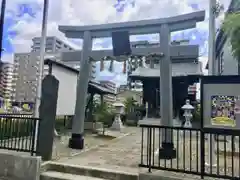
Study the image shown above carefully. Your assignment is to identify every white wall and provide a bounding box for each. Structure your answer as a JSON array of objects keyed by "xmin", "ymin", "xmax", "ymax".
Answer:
[{"xmin": 51, "ymin": 64, "xmax": 77, "ymax": 115}]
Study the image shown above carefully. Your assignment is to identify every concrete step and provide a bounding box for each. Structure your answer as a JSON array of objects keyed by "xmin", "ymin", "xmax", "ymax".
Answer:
[
  {"xmin": 41, "ymin": 162, "xmax": 138, "ymax": 180},
  {"xmin": 41, "ymin": 171, "xmax": 107, "ymax": 180}
]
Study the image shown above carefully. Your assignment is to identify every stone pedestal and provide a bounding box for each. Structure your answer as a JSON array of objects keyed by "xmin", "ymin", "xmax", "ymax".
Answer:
[
  {"xmin": 158, "ymin": 142, "xmax": 176, "ymax": 159},
  {"xmin": 69, "ymin": 134, "xmax": 84, "ymax": 149},
  {"xmin": 111, "ymin": 114, "xmax": 123, "ymax": 130}
]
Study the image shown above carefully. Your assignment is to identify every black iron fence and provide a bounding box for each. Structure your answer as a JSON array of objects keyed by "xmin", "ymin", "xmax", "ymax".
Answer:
[
  {"xmin": 0, "ymin": 113, "xmax": 40, "ymax": 155},
  {"xmin": 139, "ymin": 124, "xmax": 240, "ymax": 179}
]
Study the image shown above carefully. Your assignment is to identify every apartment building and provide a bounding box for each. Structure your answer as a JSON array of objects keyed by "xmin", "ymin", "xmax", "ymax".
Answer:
[
  {"xmin": 0, "ymin": 62, "xmax": 14, "ymax": 100},
  {"xmin": 12, "ymin": 36, "xmax": 78, "ymax": 102},
  {"xmin": 12, "ymin": 53, "xmax": 96, "ymax": 102},
  {"xmin": 31, "ymin": 36, "xmax": 75, "ymax": 53},
  {"xmin": 12, "ymin": 52, "xmax": 60, "ymax": 102}
]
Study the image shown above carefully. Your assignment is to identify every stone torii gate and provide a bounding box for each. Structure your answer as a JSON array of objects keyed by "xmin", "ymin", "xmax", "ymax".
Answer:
[{"xmin": 59, "ymin": 10, "xmax": 205, "ymax": 159}]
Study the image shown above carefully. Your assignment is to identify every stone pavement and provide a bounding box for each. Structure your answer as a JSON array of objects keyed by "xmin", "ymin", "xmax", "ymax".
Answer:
[
  {"xmin": 52, "ymin": 130, "xmax": 127, "ymax": 161},
  {"xmin": 55, "ymin": 126, "xmax": 238, "ymax": 180},
  {"xmin": 57, "ymin": 127, "xmax": 141, "ymax": 173}
]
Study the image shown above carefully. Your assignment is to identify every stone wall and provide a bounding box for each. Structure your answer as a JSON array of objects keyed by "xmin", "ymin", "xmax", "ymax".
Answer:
[{"xmin": 0, "ymin": 151, "xmax": 41, "ymax": 180}]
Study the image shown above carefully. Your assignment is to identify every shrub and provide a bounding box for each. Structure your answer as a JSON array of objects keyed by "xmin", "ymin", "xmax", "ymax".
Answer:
[
  {"xmin": 93, "ymin": 102, "xmax": 115, "ymax": 134},
  {"xmin": 192, "ymin": 104, "xmax": 201, "ymax": 122}
]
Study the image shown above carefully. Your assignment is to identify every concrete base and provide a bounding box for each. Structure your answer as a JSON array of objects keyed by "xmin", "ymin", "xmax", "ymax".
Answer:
[
  {"xmin": 111, "ymin": 116, "xmax": 123, "ymax": 131},
  {"xmin": 68, "ymin": 133, "xmax": 84, "ymax": 150},
  {"xmin": 41, "ymin": 162, "xmax": 138, "ymax": 180},
  {"xmin": 0, "ymin": 151, "xmax": 41, "ymax": 180},
  {"xmin": 183, "ymin": 120, "xmax": 192, "ymax": 128},
  {"xmin": 139, "ymin": 172, "xmax": 194, "ymax": 180},
  {"xmin": 158, "ymin": 142, "xmax": 176, "ymax": 159},
  {"xmin": 41, "ymin": 171, "xmax": 106, "ymax": 180}
]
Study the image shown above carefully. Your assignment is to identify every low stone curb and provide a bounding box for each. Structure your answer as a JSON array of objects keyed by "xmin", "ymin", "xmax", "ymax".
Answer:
[
  {"xmin": 139, "ymin": 173, "xmax": 198, "ymax": 180},
  {"xmin": 41, "ymin": 162, "xmax": 138, "ymax": 180}
]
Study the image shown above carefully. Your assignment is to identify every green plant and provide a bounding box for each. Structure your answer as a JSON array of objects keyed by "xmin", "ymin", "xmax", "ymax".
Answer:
[
  {"xmin": 192, "ymin": 104, "xmax": 201, "ymax": 122},
  {"xmin": 55, "ymin": 116, "xmax": 70, "ymax": 134},
  {"xmin": 222, "ymin": 12, "xmax": 240, "ymax": 61},
  {"xmin": 94, "ymin": 102, "xmax": 114, "ymax": 135},
  {"xmin": 124, "ymin": 97, "xmax": 137, "ymax": 114}
]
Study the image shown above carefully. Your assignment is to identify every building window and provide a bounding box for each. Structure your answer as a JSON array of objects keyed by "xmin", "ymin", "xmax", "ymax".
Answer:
[{"xmin": 219, "ymin": 52, "xmax": 224, "ymax": 74}]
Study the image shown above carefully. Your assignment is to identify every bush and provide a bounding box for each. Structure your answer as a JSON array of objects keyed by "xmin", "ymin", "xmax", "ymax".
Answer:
[
  {"xmin": 192, "ymin": 104, "xmax": 201, "ymax": 122},
  {"xmin": 93, "ymin": 102, "xmax": 115, "ymax": 134}
]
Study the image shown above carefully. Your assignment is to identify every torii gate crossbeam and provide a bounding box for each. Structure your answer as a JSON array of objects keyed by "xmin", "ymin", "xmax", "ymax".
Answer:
[
  {"xmin": 59, "ymin": 11, "xmax": 205, "ymax": 159},
  {"xmin": 61, "ymin": 45, "xmax": 199, "ymax": 62}
]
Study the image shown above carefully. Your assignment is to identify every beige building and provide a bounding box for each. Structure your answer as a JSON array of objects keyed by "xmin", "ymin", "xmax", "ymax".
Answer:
[
  {"xmin": 116, "ymin": 90, "xmax": 142, "ymax": 105},
  {"xmin": 31, "ymin": 36, "xmax": 76, "ymax": 53},
  {"xmin": 0, "ymin": 62, "xmax": 14, "ymax": 100}
]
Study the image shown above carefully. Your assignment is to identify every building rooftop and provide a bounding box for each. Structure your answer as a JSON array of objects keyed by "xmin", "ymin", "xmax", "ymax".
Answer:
[
  {"xmin": 130, "ymin": 62, "xmax": 202, "ymax": 78},
  {"xmin": 44, "ymin": 58, "xmax": 115, "ymax": 95},
  {"xmin": 32, "ymin": 36, "xmax": 79, "ymax": 50}
]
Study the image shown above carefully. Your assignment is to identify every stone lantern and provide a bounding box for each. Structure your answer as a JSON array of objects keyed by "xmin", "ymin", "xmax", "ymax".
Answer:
[
  {"xmin": 111, "ymin": 102, "xmax": 125, "ymax": 130},
  {"xmin": 181, "ymin": 99, "xmax": 194, "ymax": 128}
]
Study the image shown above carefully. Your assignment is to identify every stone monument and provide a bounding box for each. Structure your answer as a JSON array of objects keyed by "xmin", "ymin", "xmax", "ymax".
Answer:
[{"xmin": 36, "ymin": 75, "xmax": 59, "ymax": 161}]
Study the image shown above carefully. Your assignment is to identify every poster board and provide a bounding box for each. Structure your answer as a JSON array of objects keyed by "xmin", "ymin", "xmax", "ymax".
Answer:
[{"xmin": 201, "ymin": 75, "xmax": 240, "ymax": 129}]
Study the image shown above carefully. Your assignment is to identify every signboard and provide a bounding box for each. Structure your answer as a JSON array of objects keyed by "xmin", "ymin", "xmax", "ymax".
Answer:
[
  {"xmin": 211, "ymin": 95, "xmax": 236, "ymax": 127},
  {"xmin": 201, "ymin": 75, "xmax": 240, "ymax": 129}
]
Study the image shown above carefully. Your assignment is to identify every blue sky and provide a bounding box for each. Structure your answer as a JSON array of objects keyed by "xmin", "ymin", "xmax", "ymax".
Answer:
[{"xmin": 1, "ymin": 0, "xmax": 231, "ymax": 84}]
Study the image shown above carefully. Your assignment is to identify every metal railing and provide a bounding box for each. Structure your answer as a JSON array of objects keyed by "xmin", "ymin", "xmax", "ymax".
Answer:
[
  {"xmin": 0, "ymin": 114, "xmax": 40, "ymax": 155},
  {"xmin": 139, "ymin": 124, "xmax": 240, "ymax": 179}
]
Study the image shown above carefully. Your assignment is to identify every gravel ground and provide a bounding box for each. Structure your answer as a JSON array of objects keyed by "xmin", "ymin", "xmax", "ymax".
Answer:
[
  {"xmin": 0, "ymin": 129, "xmax": 128, "ymax": 160},
  {"xmin": 52, "ymin": 129, "xmax": 128, "ymax": 160},
  {"xmin": 1, "ymin": 125, "xmax": 239, "ymax": 179},
  {"xmin": 60, "ymin": 127, "xmax": 240, "ymax": 180}
]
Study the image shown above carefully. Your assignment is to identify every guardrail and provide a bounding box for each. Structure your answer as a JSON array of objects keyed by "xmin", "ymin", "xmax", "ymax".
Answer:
[{"xmin": 0, "ymin": 113, "xmax": 40, "ymax": 155}]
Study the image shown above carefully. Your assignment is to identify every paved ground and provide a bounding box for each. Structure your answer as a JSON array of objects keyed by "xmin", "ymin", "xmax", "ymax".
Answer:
[
  {"xmin": 1, "ymin": 123, "xmax": 239, "ymax": 179},
  {"xmin": 0, "ymin": 129, "xmax": 128, "ymax": 159},
  {"xmin": 57, "ymin": 127, "xmax": 141, "ymax": 173},
  {"xmin": 52, "ymin": 129, "xmax": 129, "ymax": 160},
  {"xmin": 57, "ymin": 126, "xmax": 240, "ymax": 179}
]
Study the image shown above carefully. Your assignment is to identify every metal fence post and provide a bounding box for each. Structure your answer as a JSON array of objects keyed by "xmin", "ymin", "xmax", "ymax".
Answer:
[{"xmin": 200, "ymin": 128, "xmax": 205, "ymax": 179}]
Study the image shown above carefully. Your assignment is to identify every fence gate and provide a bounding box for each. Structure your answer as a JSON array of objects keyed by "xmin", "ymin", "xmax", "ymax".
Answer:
[
  {"xmin": 0, "ymin": 113, "xmax": 40, "ymax": 155},
  {"xmin": 139, "ymin": 124, "xmax": 240, "ymax": 179}
]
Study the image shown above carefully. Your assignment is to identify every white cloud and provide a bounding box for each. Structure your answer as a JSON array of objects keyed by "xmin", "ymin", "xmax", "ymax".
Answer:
[
  {"xmin": 4, "ymin": 0, "xmax": 231, "ymax": 84},
  {"xmin": 6, "ymin": 0, "xmax": 207, "ymax": 54}
]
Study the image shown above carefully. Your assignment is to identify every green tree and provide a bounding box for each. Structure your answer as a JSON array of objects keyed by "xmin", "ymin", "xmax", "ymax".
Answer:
[
  {"xmin": 94, "ymin": 102, "xmax": 113, "ymax": 135},
  {"xmin": 124, "ymin": 97, "xmax": 136, "ymax": 114},
  {"xmin": 222, "ymin": 12, "xmax": 240, "ymax": 61}
]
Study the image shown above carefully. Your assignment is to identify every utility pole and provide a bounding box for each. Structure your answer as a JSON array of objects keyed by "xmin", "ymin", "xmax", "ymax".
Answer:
[
  {"xmin": 0, "ymin": 0, "xmax": 6, "ymax": 61},
  {"xmin": 206, "ymin": 0, "xmax": 224, "ymax": 167},
  {"xmin": 208, "ymin": 0, "xmax": 224, "ymax": 75},
  {"xmin": 33, "ymin": 0, "xmax": 49, "ymax": 118},
  {"xmin": 208, "ymin": 0, "xmax": 216, "ymax": 76},
  {"xmin": 206, "ymin": 0, "xmax": 217, "ymax": 168}
]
